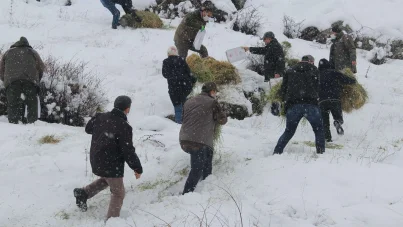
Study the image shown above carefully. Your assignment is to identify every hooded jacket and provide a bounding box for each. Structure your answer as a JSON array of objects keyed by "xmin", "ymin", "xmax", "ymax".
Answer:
[
  {"xmin": 85, "ymin": 108, "xmax": 143, "ymax": 178},
  {"xmin": 281, "ymin": 61, "xmax": 320, "ymax": 110},
  {"xmin": 318, "ymin": 59, "xmax": 356, "ymax": 102},
  {"xmin": 0, "ymin": 37, "xmax": 45, "ymax": 88},
  {"xmin": 174, "ymin": 11, "xmax": 207, "ymax": 46}
]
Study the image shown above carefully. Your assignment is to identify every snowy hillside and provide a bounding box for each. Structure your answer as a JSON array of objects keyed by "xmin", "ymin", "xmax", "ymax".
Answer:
[{"xmin": 1, "ymin": 0, "xmax": 403, "ymax": 227}]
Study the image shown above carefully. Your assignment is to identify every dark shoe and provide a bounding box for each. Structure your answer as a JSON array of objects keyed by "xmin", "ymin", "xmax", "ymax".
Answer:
[
  {"xmin": 316, "ymin": 149, "xmax": 325, "ymax": 154},
  {"xmin": 74, "ymin": 188, "xmax": 88, "ymax": 212},
  {"xmin": 334, "ymin": 121, "xmax": 344, "ymax": 135},
  {"xmin": 326, "ymin": 138, "xmax": 333, "ymax": 143},
  {"xmin": 273, "ymin": 151, "xmax": 282, "ymax": 155},
  {"xmin": 112, "ymin": 24, "xmax": 118, "ymax": 29}
]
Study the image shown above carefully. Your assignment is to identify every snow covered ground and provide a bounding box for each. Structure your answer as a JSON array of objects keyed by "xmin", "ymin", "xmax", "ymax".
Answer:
[{"xmin": 1, "ymin": 0, "xmax": 403, "ymax": 226}]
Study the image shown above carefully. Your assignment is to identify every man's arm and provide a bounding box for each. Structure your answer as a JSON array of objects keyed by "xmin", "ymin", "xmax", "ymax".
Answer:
[
  {"xmin": 281, "ymin": 71, "xmax": 289, "ymax": 101},
  {"xmin": 274, "ymin": 45, "xmax": 286, "ymax": 76},
  {"xmin": 120, "ymin": 125, "xmax": 143, "ymax": 174},
  {"xmin": 249, "ymin": 46, "xmax": 267, "ymax": 55},
  {"xmin": 0, "ymin": 53, "xmax": 5, "ymax": 82},
  {"xmin": 85, "ymin": 114, "xmax": 98, "ymax": 134},
  {"xmin": 32, "ymin": 50, "xmax": 45, "ymax": 80},
  {"xmin": 213, "ymin": 100, "xmax": 228, "ymax": 125},
  {"xmin": 336, "ymin": 71, "xmax": 356, "ymax": 85},
  {"xmin": 344, "ymin": 35, "xmax": 357, "ymax": 63},
  {"xmin": 162, "ymin": 59, "xmax": 170, "ymax": 79}
]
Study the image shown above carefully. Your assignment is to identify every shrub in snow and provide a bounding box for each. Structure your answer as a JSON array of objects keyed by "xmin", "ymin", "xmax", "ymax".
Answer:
[
  {"xmin": 299, "ymin": 26, "xmax": 320, "ymax": 41},
  {"xmin": 367, "ymin": 44, "xmax": 391, "ymax": 65},
  {"xmin": 390, "ymin": 40, "xmax": 403, "ymax": 60},
  {"xmin": 186, "ymin": 54, "xmax": 241, "ymax": 85},
  {"xmin": 232, "ymin": 6, "xmax": 262, "ymax": 36},
  {"xmin": 39, "ymin": 57, "xmax": 107, "ymax": 126},
  {"xmin": 283, "ymin": 15, "xmax": 304, "ymax": 39},
  {"xmin": 120, "ymin": 10, "xmax": 163, "ymax": 29}
]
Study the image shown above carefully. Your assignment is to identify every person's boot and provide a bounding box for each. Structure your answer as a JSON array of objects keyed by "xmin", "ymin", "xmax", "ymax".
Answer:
[
  {"xmin": 334, "ymin": 121, "xmax": 344, "ymax": 135},
  {"xmin": 74, "ymin": 188, "xmax": 88, "ymax": 212},
  {"xmin": 326, "ymin": 138, "xmax": 333, "ymax": 143}
]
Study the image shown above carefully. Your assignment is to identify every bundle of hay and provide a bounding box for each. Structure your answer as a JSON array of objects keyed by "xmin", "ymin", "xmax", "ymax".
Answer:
[
  {"xmin": 186, "ymin": 54, "xmax": 241, "ymax": 85},
  {"xmin": 119, "ymin": 11, "xmax": 163, "ymax": 29},
  {"xmin": 266, "ymin": 82, "xmax": 286, "ymax": 117},
  {"xmin": 340, "ymin": 68, "xmax": 368, "ymax": 113}
]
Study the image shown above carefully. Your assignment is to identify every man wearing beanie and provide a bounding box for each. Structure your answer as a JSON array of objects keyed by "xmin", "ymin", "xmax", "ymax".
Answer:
[
  {"xmin": 162, "ymin": 46, "xmax": 197, "ymax": 124},
  {"xmin": 0, "ymin": 36, "xmax": 45, "ymax": 124},
  {"xmin": 73, "ymin": 96, "xmax": 143, "ymax": 220},
  {"xmin": 179, "ymin": 82, "xmax": 227, "ymax": 194},
  {"xmin": 329, "ymin": 24, "xmax": 357, "ymax": 73},
  {"xmin": 273, "ymin": 55, "xmax": 325, "ymax": 155}
]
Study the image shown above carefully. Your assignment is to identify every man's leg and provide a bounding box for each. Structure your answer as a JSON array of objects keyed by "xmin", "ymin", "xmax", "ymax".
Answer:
[
  {"xmin": 84, "ymin": 178, "xmax": 109, "ymax": 198},
  {"xmin": 273, "ymin": 105, "xmax": 303, "ymax": 154},
  {"xmin": 22, "ymin": 81, "xmax": 39, "ymax": 124},
  {"xmin": 183, "ymin": 149, "xmax": 205, "ymax": 194},
  {"xmin": 100, "ymin": 0, "xmax": 120, "ymax": 28},
  {"xmin": 174, "ymin": 104, "xmax": 183, "ymax": 124},
  {"xmin": 6, "ymin": 82, "xmax": 24, "ymax": 124},
  {"xmin": 319, "ymin": 102, "xmax": 332, "ymax": 142},
  {"xmin": 305, "ymin": 105, "xmax": 326, "ymax": 154},
  {"xmin": 105, "ymin": 178, "xmax": 125, "ymax": 219},
  {"xmin": 202, "ymin": 147, "xmax": 213, "ymax": 180},
  {"xmin": 331, "ymin": 101, "xmax": 344, "ymax": 135}
]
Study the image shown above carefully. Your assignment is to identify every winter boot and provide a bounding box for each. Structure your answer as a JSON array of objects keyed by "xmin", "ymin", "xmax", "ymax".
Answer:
[
  {"xmin": 334, "ymin": 121, "xmax": 344, "ymax": 135},
  {"xmin": 74, "ymin": 188, "xmax": 88, "ymax": 212},
  {"xmin": 326, "ymin": 138, "xmax": 333, "ymax": 143}
]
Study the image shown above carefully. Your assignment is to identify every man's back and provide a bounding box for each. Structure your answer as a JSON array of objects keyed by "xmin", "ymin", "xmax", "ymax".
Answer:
[
  {"xmin": 180, "ymin": 93, "xmax": 222, "ymax": 149},
  {"xmin": 86, "ymin": 108, "xmax": 142, "ymax": 178},
  {"xmin": 282, "ymin": 62, "xmax": 319, "ymax": 108}
]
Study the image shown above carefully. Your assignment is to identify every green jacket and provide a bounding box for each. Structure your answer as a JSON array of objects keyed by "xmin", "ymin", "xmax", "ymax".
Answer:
[
  {"xmin": 174, "ymin": 11, "xmax": 207, "ymax": 45},
  {"xmin": 329, "ymin": 33, "xmax": 357, "ymax": 73},
  {"xmin": 0, "ymin": 38, "xmax": 45, "ymax": 88}
]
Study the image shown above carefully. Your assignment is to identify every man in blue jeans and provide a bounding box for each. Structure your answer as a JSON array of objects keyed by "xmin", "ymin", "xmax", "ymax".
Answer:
[
  {"xmin": 100, "ymin": 0, "xmax": 141, "ymax": 29},
  {"xmin": 179, "ymin": 82, "xmax": 228, "ymax": 194},
  {"xmin": 274, "ymin": 55, "xmax": 325, "ymax": 155}
]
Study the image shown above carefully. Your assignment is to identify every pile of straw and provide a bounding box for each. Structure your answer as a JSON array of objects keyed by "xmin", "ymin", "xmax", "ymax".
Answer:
[
  {"xmin": 340, "ymin": 68, "xmax": 368, "ymax": 113},
  {"xmin": 186, "ymin": 54, "xmax": 241, "ymax": 85},
  {"xmin": 119, "ymin": 11, "xmax": 163, "ymax": 29}
]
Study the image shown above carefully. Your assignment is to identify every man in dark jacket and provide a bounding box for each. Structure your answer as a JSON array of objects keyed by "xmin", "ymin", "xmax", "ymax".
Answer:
[
  {"xmin": 180, "ymin": 82, "xmax": 227, "ymax": 194},
  {"xmin": 0, "ymin": 37, "xmax": 45, "ymax": 124},
  {"xmin": 73, "ymin": 96, "xmax": 143, "ymax": 219},
  {"xmin": 329, "ymin": 25, "xmax": 357, "ymax": 73},
  {"xmin": 243, "ymin": 31, "xmax": 286, "ymax": 82},
  {"xmin": 274, "ymin": 55, "xmax": 325, "ymax": 155},
  {"xmin": 162, "ymin": 46, "xmax": 196, "ymax": 124},
  {"xmin": 318, "ymin": 58, "xmax": 356, "ymax": 142},
  {"xmin": 100, "ymin": 0, "xmax": 142, "ymax": 29},
  {"xmin": 174, "ymin": 1, "xmax": 214, "ymax": 58}
]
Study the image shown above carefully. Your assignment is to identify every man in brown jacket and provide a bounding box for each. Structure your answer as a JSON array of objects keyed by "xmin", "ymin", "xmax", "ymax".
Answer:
[
  {"xmin": 329, "ymin": 25, "xmax": 357, "ymax": 73},
  {"xmin": 174, "ymin": 1, "xmax": 214, "ymax": 58},
  {"xmin": 179, "ymin": 82, "xmax": 227, "ymax": 194},
  {"xmin": 0, "ymin": 37, "xmax": 45, "ymax": 124}
]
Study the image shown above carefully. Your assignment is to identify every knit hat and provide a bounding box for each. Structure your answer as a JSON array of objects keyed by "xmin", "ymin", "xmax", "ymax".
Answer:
[
  {"xmin": 114, "ymin": 96, "xmax": 132, "ymax": 111},
  {"xmin": 332, "ymin": 25, "xmax": 342, "ymax": 33},
  {"xmin": 262, "ymin": 31, "xmax": 275, "ymax": 40},
  {"xmin": 202, "ymin": 82, "xmax": 218, "ymax": 93},
  {"xmin": 301, "ymin": 55, "xmax": 315, "ymax": 63},
  {"xmin": 167, "ymin": 46, "xmax": 178, "ymax": 56}
]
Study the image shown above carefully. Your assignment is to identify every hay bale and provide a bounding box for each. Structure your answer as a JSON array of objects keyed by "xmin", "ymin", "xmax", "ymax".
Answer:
[
  {"xmin": 286, "ymin": 58, "xmax": 300, "ymax": 68},
  {"xmin": 340, "ymin": 68, "xmax": 368, "ymax": 113},
  {"xmin": 119, "ymin": 11, "xmax": 163, "ymax": 29},
  {"xmin": 186, "ymin": 54, "xmax": 241, "ymax": 85}
]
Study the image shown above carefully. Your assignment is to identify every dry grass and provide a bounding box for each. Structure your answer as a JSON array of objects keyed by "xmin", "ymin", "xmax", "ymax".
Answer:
[
  {"xmin": 304, "ymin": 141, "xmax": 344, "ymax": 149},
  {"xmin": 340, "ymin": 68, "xmax": 368, "ymax": 113},
  {"xmin": 39, "ymin": 135, "xmax": 61, "ymax": 144},
  {"xmin": 120, "ymin": 11, "xmax": 163, "ymax": 29},
  {"xmin": 187, "ymin": 54, "xmax": 241, "ymax": 85},
  {"xmin": 287, "ymin": 58, "xmax": 300, "ymax": 68}
]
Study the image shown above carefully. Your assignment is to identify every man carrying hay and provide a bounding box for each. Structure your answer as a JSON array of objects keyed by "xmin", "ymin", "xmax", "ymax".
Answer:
[
  {"xmin": 162, "ymin": 46, "xmax": 196, "ymax": 124},
  {"xmin": 100, "ymin": 0, "xmax": 142, "ymax": 29},
  {"xmin": 329, "ymin": 24, "xmax": 357, "ymax": 73},
  {"xmin": 273, "ymin": 55, "xmax": 325, "ymax": 155},
  {"xmin": 180, "ymin": 82, "xmax": 227, "ymax": 194},
  {"xmin": 174, "ymin": 1, "xmax": 214, "ymax": 58},
  {"xmin": 318, "ymin": 59, "xmax": 357, "ymax": 142}
]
